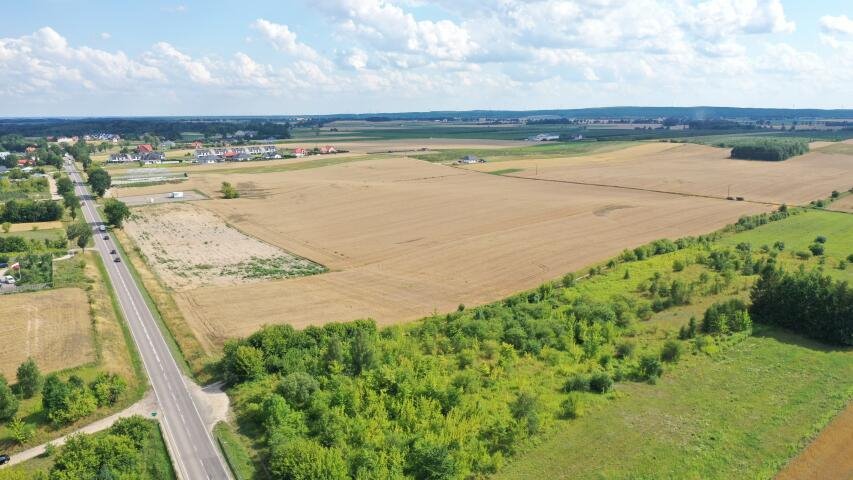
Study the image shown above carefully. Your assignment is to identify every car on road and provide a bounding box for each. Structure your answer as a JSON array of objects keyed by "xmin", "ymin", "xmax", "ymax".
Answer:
[
  {"xmin": 0, "ymin": 454, "xmax": 10, "ymax": 465},
  {"xmin": 98, "ymin": 225, "xmax": 106, "ymax": 232},
  {"xmin": 110, "ymin": 249, "xmax": 116, "ymax": 254},
  {"xmin": 103, "ymin": 235, "xmax": 109, "ymax": 240},
  {"xmin": 114, "ymin": 257, "xmax": 121, "ymax": 263}
]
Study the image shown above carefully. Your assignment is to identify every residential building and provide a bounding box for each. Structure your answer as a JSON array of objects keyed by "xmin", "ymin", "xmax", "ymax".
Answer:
[
  {"xmin": 319, "ymin": 145, "xmax": 337, "ymax": 154},
  {"xmin": 108, "ymin": 153, "xmax": 142, "ymax": 163},
  {"xmin": 137, "ymin": 144, "xmax": 154, "ymax": 154},
  {"xmin": 293, "ymin": 147, "xmax": 307, "ymax": 157}
]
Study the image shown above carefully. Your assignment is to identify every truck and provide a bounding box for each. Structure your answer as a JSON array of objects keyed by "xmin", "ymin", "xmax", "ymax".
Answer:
[{"xmin": 169, "ymin": 191, "xmax": 184, "ymax": 199}]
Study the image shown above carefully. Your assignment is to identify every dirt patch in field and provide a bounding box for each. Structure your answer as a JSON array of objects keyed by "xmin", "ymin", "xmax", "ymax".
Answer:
[
  {"xmin": 0, "ymin": 287, "xmax": 93, "ymax": 378},
  {"xmin": 828, "ymin": 195, "xmax": 853, "ymax": 213},
  {"xmin": 7, "ymin": 221, "xmax": 64, "ymax": 232},
  {"xmin": 123, "ymin": 202, "xmax": 323, "ymax": 291},
  {"xmin": 775, "ymin": 401, "xmax": 853, "ymax": 480},
  {"xmin": 159, "ymin": 156, "xmax": 769, "ymax": 347},
  {"xmin": 465, "ymin": 142, "xmax": 853, "ymax": 205}
]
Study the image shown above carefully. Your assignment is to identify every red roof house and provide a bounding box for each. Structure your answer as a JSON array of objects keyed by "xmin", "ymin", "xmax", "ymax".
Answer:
[
  {"xmin": 137, "ymin": 144, "xmax": 154, "ymax": 153},
  {"xmin": 191, "ymin": 141, "xmax": 203, "ymax": 149},
  {"xmin": 293, "ymin": 147, "xmax": 307, "ymax": 157},
  {"xmin": 319, "ymin": 145, "xmax": 337, "ymax": 154}
]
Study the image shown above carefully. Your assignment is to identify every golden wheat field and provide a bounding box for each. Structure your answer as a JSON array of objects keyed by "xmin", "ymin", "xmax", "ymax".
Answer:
[
  {"xmin": 0, "ymin": 288, "xmax": 94, "ymax": 378},
  {"xmin": 120, "ymin": 155, "xmax": 768, "ymax": 349},
  {"xmin": 465, "ymin": 142, "xmax": 853, "ymax": 205}
]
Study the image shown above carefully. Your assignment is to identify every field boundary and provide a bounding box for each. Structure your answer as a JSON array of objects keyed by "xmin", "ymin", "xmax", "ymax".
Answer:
[{"xmin": 450, "ymin": 163, "xmax": 784, "ymax": 207}]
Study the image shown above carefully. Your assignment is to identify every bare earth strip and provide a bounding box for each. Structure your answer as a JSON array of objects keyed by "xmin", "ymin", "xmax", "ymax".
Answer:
[
  {"xmin": 124, "ymin": 202, "xmax": 322, "ymax": 291},
  {"xmin": 0, "ymin": 287, "xmax": 94, "ymax": 378},
  {"xmin": 776, "ymin": 402, "xmax": 853, "ymax": 480},
  {"xmin": 466, "ymin": 143, "xmax": 853, "ymax": 205},
  {"xmin": 161, "ymin": 157, "xmax": 769, "ymax": 347}
]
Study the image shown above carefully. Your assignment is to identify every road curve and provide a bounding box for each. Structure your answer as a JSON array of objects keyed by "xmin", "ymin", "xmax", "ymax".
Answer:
[{"xmin": 66, "ymin": 160, "xmax": 230, "ymax": 480}]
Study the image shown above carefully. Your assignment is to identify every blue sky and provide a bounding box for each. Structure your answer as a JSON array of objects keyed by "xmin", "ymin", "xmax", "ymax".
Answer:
[{"xmin": 1, "ymin": 0, "xmax": 852, "ymax": 116}]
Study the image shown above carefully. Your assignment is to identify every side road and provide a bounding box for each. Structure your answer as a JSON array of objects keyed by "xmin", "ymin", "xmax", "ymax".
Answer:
[{"xmin": 5, "ymin": 392, "xmax": 157, "ymax": 467}]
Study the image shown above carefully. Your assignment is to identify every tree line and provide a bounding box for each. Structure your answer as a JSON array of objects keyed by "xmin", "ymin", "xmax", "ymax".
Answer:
[
  {"xmin": 730, "ymin": 139, "xmax": 809, "ymax": 161},
  {"xmin": 750, "ymin": 266, "xmax": 852, "ymax": 346}
]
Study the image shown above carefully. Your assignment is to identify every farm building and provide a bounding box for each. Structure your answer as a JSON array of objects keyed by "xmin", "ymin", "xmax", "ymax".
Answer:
[
  {"xmin": 137, "ymin": 144, "xmax": 154, "ymax": 154},
  {"xmin": 459, "ymin": 155, "xmax": 485, "ymax": 164},
  {"xmin": 320, "ymin": 145, "xmax": 337, "ymax": 154}
]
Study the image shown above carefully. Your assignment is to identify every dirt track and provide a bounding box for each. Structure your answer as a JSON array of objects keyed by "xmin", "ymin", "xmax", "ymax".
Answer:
[{"xmin": 776, "ymin": 402, "xmax": 853, "ymax": 480}]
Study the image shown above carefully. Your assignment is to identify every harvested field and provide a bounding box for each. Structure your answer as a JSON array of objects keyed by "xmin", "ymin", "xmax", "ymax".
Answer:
[
  {"xmin": 161, "ymin": 156, "xmax": 768, "ymax": 347},
  {"xmin": 123, "ymin": 202, "xmax": 323, "ymax": 291},
  {"xmin": 0, "ymin": 287, "xmax": 94, "ymax": 378},
  {"xmin": 119, "ymin": 190, "xmax": 207, "ymax": 206},
  {"xmin": 465, "ymin": 142, "xmax": 853, "ymax": 205},
  {"xmin": 829, "ymin": 195, "xmax": 853, "ymax": 213},
  {"xmin": 6, "ymin": 221, "xmax": 64, "ymax": 232}
]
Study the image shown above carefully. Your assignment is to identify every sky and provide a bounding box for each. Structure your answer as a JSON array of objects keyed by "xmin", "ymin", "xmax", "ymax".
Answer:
[{"xmin": 1, "ymin": 0, "xmax": 852, "ymax": 116}]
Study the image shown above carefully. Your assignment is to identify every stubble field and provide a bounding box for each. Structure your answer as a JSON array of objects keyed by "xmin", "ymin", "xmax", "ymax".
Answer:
[
  {"xmin": 115, "ymin": 139, "xmax": 853, "ymax": 352},
  {"xmin": 117, "ymin": 156, "xmax": 768, "ymax": 349},
  {"xmin": 0, "ymin": 287, "xmax": 94, "ymax": 378},
  {"xmin": 465, "ymin": 142, "xmax": 853, "ymax": 204}
]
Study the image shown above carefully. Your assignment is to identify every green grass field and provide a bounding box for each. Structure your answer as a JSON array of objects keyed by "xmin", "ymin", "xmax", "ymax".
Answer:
[
  {"xmin": 717, "ymin": 210, "xmax": 853, "ymax": 282},
  {"xmin": 492, "ymin": 209, "xmax": 853, "ymax": 479},
  {"xmin": 0, "ymin": 228, "xmax": 65, "ymax": 243},
  {"xmin": 496, "ymin": 328, "xmax": 852, "ymax": 480},
  {"xmin": 410, "ymin": 141, "xmax": 634, "ymax": 163}
]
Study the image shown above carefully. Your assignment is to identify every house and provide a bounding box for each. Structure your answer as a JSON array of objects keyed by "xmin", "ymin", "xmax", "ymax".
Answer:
[
  {"xmin": 458, "ymin": 155, "xmax": 484, "ymax": 164},
  {"xmin": 233, "ymin": 152, "xmax": 251, "ymax": 161},
  {"xmin": 319, "ymin": 145, "xmax": 337, "ymax": 154},
  {"xmin": 191, "ymin": 141, "xmax": 204, "ymax": 149},
  {"xmin": 56, "ymin": 136, "xmax": 77, "ymax": 144},
  {"xmin": 108, "ymin": 153, "xmax": 142, "ymax": 163},
  {"xmin": 293, "ymin": 147, "xmax": 307, "ymax": 158},
  {"xmin": 264, "ymin": 152, "xmax": 282, "ymax": 159},
  {"xmin": 141, "ymin": 151, "xmax": 165, "ymax": 164},
  {"xmin": 161, "ymin": 141, "xmax": 176, "ymax": 149},
  {"xmin": 137, "ymin": 144, "xmax": 154, "ymax": 154},
  {"xmin": 196, "ymin": 154, "xmax": 219, "ymax": 164}
]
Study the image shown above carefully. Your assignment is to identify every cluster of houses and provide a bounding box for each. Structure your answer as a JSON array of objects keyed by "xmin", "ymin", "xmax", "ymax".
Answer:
[
  {"xmin": 194, "ymin": 145, "xmax": 281, "ymax": 164},
  {"xmin": 108, "ymin": 144, "xmax": 167, "ymax": 164}
]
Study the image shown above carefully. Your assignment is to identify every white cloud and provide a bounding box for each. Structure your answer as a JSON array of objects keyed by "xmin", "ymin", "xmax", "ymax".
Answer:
[
  {"xmin": 100, "ymin": 32, "xmax": 111, "ymax": 40},
  {"xmin": 315, "ymin": 0, "xmax": 477, "ymax": 61},
  {"xmin": 252, "ymin": 19, "xmax": 322, "ymax": 61},
  {"xmin": 820, "ymin": 15, "xmax": 853, "ymax": 36},
  {"xmin": 147, "ymin": 42, "xmax": 217, "ymax": 84}
]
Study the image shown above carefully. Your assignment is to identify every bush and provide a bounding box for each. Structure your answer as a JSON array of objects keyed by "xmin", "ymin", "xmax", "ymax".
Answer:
[
  {"xmin": 814, "ymin": 235, "xmax": 827, "ymax": 244},
  {"xmin": 702, "ymin": 299, "xmax": 751, "ymax": 335},
  {"xmin": 637, "ymin": 354, "xmax": 663, "ymax": 381},
  {"xmin": 795, "ymin": 250, "xmax": 811, "ymax": 260},
  {"xmin": 589, "ymin": 372, "xmax": 613, "ymax": 393},
  {"xmin": 809, "ymin": 243, "xmax": 825, "ymax": 256},
  {"xmin": 279, "ymin": 372, "xmax": 319, "ymax": 409},
  {"xmin": 559, "ymin": 394, "xmax": 585, "ymax": 419},
  {"xmin": 672, "ymin": 259, "xmax": 685, "ymax": 272},
  {"xmin": 563, "ymin": 373, "xmax": 590, "ymax": 393},
  {"xmin": 615, "ymin": 341, "xmax": 635, "ymax": 359},
  {"xmin": 660, "ymin": 340, "xmax": 683, "ymax": 363}
]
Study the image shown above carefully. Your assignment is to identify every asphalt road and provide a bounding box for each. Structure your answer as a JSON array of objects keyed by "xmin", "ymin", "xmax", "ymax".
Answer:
[{"xmin": 66, "ymin": 161, "xmax": 230, "ymax": 480}]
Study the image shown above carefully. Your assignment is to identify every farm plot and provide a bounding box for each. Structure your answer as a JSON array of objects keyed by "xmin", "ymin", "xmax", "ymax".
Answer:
[
  {"xmin": 123, "ymin": 202, "xmax": 323, "ymax": 291},
  {"xmin": 0, "ymin": 287, "xmax": 94, "ymax": 378},
  {"xmin": 464, "ymin": 142, "xmax": 853, "ymax": 205},
  {"xmin": 163, "ymin": 156, "xmax": 768, "ymax": 348}
]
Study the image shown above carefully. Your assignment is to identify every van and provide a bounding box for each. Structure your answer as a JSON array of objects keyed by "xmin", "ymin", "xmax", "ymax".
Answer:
[{"xmin": 99, "ymin": 225, "xmax": 106, "ymax": 232}]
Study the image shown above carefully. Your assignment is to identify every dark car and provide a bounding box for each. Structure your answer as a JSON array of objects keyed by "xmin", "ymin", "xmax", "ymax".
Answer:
[
  {"xmin": 114, "ymin": 257, "xmax": 121, "ymax": 263},
  {"xmin": 0, "ymin": 263, "xmax": 7, "ymax": 268},
  {"xmin": 103, "ymin": 235, "xmax": 109, "ymax": 240},
  {"xmin": 0, "ymin": 454, "xmax": 10, "ymax": 465},
  {"xmin": 109, "ymin": 249, "xmax": 116, "ymax": 254}
]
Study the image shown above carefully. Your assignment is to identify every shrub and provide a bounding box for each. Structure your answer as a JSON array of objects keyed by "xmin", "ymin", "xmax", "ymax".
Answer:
[
  {"xmin": 637, "ymin": 354, "xmax": 663, "ymax": 382},
  {"xmin": 702, "ymin": 299, "xmax": 751, "ymax": 335},
  {"xmin": 808, "ymin": 243, "xmax": 825, "ymax": 256},
  {"xmin": 615, "ymin": 341, "xmax": 636, "ymax": 359},
  {"xmin": 672, "ymin": 259, "xmax": 685, "ymax": 272},
  {"xmin": 559, "ymin": 394, "xmax": 585, "ymax": 419},
  {"xmin": 814, "ymin": 235, "xmax": 827, "ymax": 244},
  {"xmin": 795, "ymin": 251, "xmax": 811, "ymax": 260},
  {"xmin": 660, "ymin": 340, "xmax": 683, "ymax": 363},
  {"xmin": 589, "ymin": 372, "xmax": 613, "ymax": 393},
  {"xmin": 562, "ymin": 373, "xmax": 590, "ymax": 393},
  {"xmin": 773, "ymin": 241, "xmax": 785, "ymax": 251}
]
